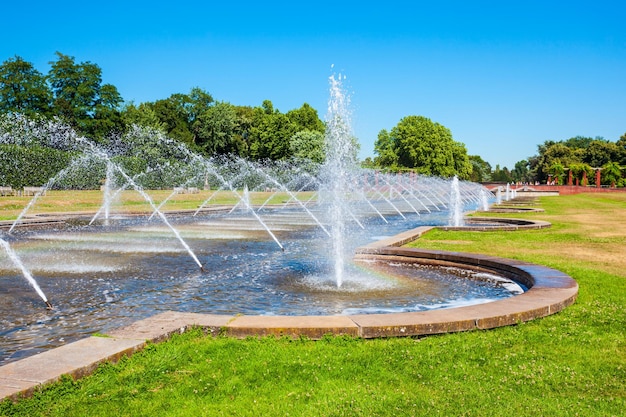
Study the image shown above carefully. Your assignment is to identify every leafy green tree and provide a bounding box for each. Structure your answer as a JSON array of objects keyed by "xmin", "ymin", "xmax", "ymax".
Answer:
[
  {"xmin": 146, "ymin": 98, "xmax": 194, "ymax": 146},
  {"xmin": 548, "ymin": 162, "xmax": 566, "ymax": 185},
  {"xmin": 48, "ymin": 52, "xmax": 123, "ymax": 140},
  {"xmin": 361, "ymin": 157, "xmax": 375, "ymax": 169},
  {"xmin": 451, "ymin": 141, "xmax": 472, "ymax": 179},
  {"xmin": 373, "ymin": 115, "xmax": 471, "ymax": 178},
  {"xmin": 248, "ymin": 101, "xmax": 297, "ymax": 160},
  {"xmin": 168, "ymin": 87, "xmax": 214, "ymax": 126},
  {"xmin": 601, "ymin": 161, "xmax": 623, "ymax": 187},
  {"xmin": 536, "ymin": 142, "xmax": 576, "ymax": 181},
  {"xmin": 563, "ymin": 135, "xmax": 595, "ymax": 149},
  {"xmin": 582, "ymin": 140, "xmax": 619, "ymax": 167},
  {"xmin": 91, "ymin": 83, "xmax": 124, "ymax": 139},
  {"xmin": 373, "ymin": 129, "xmax": 399, "ymax": 169},
  {"xmin": 511, "ymin": 160, "xmax": 532, "ymax": 183},
  {"xmin": 286, "ymin": 103, "xmax": 325, "ymax": 133},
  {"xmin": 121, "ymin": 102, "xmax": 165, "ymax": 131},
  {"xmin": 491, "ymin": 164, "xmax": 513, "ymax": 183},
  {"xmin": 0, "ymin": 56, "xmax": 52, "ymax": 116},
  {"xmin": 468, "ymin": 155, "xmax": 491, "ymax": 182},
  {"xmin": 194, "ymin": 101, "xmax": 244, "ymax": 156},
  {"xmin": 289, "ymin": 130, "xmax": 325, "ymax": 163},
  {"xmin": 569, "ymin": 163, "xmax": 594, "ymax": 186},
  {"xmin": 617, "ymin": 133, "xmax": 626, "ymax": 165}
]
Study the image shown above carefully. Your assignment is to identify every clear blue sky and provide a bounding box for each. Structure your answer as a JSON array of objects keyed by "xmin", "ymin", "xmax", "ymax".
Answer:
[{"xmin": 2, "ymin": 1, "xmax": 625, "ymax": 169}]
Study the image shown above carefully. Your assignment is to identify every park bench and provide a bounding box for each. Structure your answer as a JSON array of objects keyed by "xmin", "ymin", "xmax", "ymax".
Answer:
[
  {"xmin": 0, "ymin": 186, "xmax": 13, "ymax": 196},
  {"xmin": 173, "ymin": 187, "xmax": 200, "ymax": 194},
  {"xmin": 22, "ymin": 187, "xmax": 46, "ymax": 196}
]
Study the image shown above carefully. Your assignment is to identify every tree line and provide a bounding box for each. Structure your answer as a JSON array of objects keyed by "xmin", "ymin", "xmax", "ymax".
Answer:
[
  {"xmin": 2, "ymin": 53, "xmax": 624, "ymax": 187},
  {"xmin": 504, "ymin": 136, "xmax": 626, "ymax": 186},
  {"xmin": 368, "ymin": 118, "xmax": 626, "ymax": 186},
  {"xmin": 0, "ymin": 53, "xmax": 327, "ymax": 164}
]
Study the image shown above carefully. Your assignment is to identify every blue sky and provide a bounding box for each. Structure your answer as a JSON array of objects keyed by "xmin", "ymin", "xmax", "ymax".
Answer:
[{"xmin": 2, "ymin": 1, "xmax": 625, "ymax": 168}]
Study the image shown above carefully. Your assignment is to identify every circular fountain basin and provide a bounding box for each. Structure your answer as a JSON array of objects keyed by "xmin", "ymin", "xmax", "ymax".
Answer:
[
  {"xmin": 0, "ymin": 210, "xmax": 578, "ymax": 363},
  {"xmin": 106, "ymin": 245, "xmax": 578, "ymax": 341}
]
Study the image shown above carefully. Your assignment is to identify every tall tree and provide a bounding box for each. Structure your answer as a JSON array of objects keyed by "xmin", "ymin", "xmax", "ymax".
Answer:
[
  {"xmin": 535, "ymin": 142, "xmax": 576, "ymax": 181},
  {"xmin": 289, "ymin": 130, "xmax": 325, "ymax": 163},
  {"xmin": 194, "ymin": 101, "xmax": 243, "ymax": 156},
  {"xmin": 0, "ymin": 56, "xmax": 52, "ymax": 116},
  {"xmin": 373, "ymin": 115, "xmax": 472, "ymax": 179},
  {"xmin": 617, "ymin": 133, "xmax": 626, "ymax": 165},
  {"xmin": 286, "ymin": 103, "xmax": 325, "ymax": 133},
  {"xmin": 511, "ymin": 160, "xmax": 531, "ymax": 183},
  {"xmin": 146, "ymin": 99, "xmax": 194, "ymax": 146},
  {"xmin": 582, "ymin": 140, "xmax": 619, "ymax": 167},
  {"xmin": 121, "ymin": 102, "xmax": 165, "ymax": 131},
  {"xmin": 248, "ymin": 101, "xmax": 297, "ymax": 161},
  {"xmin": 468, "ymin": 155, "xmax": 491, "ymax": 182},
  {"xmin": 373, "ymin": 129, "xmax": 399, "ymax": 169},
  {"xmin": 48, "ymin": 52, "xmax": 122, "ymax": 140}
]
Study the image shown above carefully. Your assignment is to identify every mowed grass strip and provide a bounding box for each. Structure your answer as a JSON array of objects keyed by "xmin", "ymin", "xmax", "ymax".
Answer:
[
  {"xmin": 0, "ymin": 190, "xmax": 313, "ymax": 220},
  {"xmin": 1, "ymin": 193, "xmax": 625, "ymax": 416}
]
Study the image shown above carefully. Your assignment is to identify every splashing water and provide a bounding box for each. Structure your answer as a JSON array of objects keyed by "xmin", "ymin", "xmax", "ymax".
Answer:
[
  {"xmin": 323, "ymin": 73, "xmax": 356, "ymax": 287},
  {"xmin": 0, "ymin": 237, "xmax": 49, "ymax": 306},
  {"xmin": 448, "ymin": 176, "xmax": 464, "ymax": 227}
]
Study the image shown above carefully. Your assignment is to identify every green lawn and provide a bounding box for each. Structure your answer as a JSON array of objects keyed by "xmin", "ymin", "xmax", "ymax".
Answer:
[{"xmin": 1, "ymin": 193, "xmax": 625, "ymax": 416}]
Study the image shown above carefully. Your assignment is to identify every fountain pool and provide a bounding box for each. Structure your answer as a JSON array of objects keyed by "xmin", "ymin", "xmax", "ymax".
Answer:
[{"xmin": 0, "ymin": 202, "xmax": 526, "ymax": 363}]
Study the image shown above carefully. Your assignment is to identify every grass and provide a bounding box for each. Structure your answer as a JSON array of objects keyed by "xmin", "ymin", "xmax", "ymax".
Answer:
[
  {"xmin": 1, "ymin": 193, "xmax": 625, "ymax": 416},
  {"xmin": 0, "ymin": 190, "xmax": 314, "ymax": 221}
]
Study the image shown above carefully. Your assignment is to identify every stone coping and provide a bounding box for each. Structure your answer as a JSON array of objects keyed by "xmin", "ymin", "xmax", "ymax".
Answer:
[
  {"xmin": 486, "ymin": 207, "xmax": 546, "ymax": 213},
  {"xmin": 0, "ymin": 219, "xmax": 578, "ymax": 402},
  {"xmin": 439, "ymin": 216, "xmax": 551, "ymax": 231}
]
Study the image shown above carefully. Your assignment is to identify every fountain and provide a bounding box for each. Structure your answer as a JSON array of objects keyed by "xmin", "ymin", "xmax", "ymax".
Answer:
[
  {"xmin": 448, "ymin": 176, "xmax": 464, "ymax": 227},
  {"xmin": 0, "ymin": 82, "xmax": 530, "ymax": 364},
  {"xmin": 479, "ymin": 188, "xmax": 491, "ymax": 211},
  {"xmin": 322, "ymin": 73, "xmax": 354, "ymax": 287},
  {"xmin": 0, "ymin": 236, "xmax": 52, "ymax": 309}
]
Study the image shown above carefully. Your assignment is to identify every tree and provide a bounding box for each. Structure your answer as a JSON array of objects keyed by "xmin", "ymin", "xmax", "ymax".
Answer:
[
  {"xmin": 286, "ymin": 103, "xmax": 325, "ymax": 133},
  {"xmin": 582, "ymin": 140, "xmax": 619, "ymax": 167},
  {"xmin": 289, "ymin": 130, "xmax": 325, "ymax": 163},
  {"xmin": 563, "ymin": 136, "xmax": 595, "ymax": 149},
  {"xmin": 548, "ymin": 162, "xmax": 566, "ymax": 185},
  {"xmin": 91, "ymin": 83, "xmax": 124, "ymax": 139},
  {"xmin": 248, "ymin": 101, "xmax": 298, "ymax": 161},
  {"xmin": 0, "ymin": 55, "xmax": 52, "ymax": 116},
  {"xmin": 146, "ymin": 98, "xmax": 194, "ymax": 146},
  {"xmin": 601, "ymin": 161, "xmax": 623, "ymax": 187},
  {"xmin": 468, "ymin": 155, "xmax": 492, "ymax": 182},
  {"xmin": 617, "ymin": 133, "xmax": 626, "ymax": 165},
  {"xmin": 491, "ymin": 165, "xmax": 513, "ymax": 183},
  {"xmin": 536, "ymin": 142, "xmax": 576, "ymax": 181},
  {"xmin": 373, "ymin": 129, "xmax": 399, "ymax": 169},
  {"xmin": 121, "ymin": 102, "xmax": 165, "ymax": 131},
  {"xmin": 168, "ymin": 87, "xmax": 214, "ymax": 127},
  {"xmin": 373, "ymin": 115, "xmax": 472, "ymax": 179},
  {"xmin": 569, "ymin": 163, "xmax": 594, "ymax": 186},
  {"xmin": 511, "ymin": 160, "xmax": 531, "ymax": 183},
  {"xmin": 194, "ymin": 101, "xmax": 243, "ymax": 156},
  {"xmin": 48, "ymin": 52, "xmax": 122, "ymax": 140}
]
